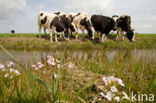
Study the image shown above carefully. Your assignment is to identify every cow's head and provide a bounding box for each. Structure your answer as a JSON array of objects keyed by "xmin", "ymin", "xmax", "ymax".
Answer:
[
  {"xmin": 80, "ymin": 18, "xmax": 94, "ymax": 39},
  {"xmin": 112, "ymin": 15, "xmax": 119, "ymax": 22},
  {"xmin": 126, "ymin": 29, "xmax": 135, "ymax": 42},
  {"xmin": 69, "ymin": 23, "xmax": 76, "ymax": 32},
  {"xmin": 109, "ymin": 18, "xmax": 117, "ymax": 31},
  {"xmin": 87, "ymin": 26, "xmax": 95, "ymax": 40}
]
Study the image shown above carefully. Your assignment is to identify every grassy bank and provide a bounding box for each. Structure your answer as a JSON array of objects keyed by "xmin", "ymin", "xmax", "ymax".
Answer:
[
  {"xmin": 0, "ymin": 48, "xmax": 155, "ymax": 103},
  {"xmin": 0, "ymin": 33, "xmax": 156, "ymax": 50}
]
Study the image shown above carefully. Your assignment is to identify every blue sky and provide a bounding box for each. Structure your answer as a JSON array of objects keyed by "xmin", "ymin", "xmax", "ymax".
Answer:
[{"xmin": 0, "ymin": 0, "xmax": 156, "ymax": 33}]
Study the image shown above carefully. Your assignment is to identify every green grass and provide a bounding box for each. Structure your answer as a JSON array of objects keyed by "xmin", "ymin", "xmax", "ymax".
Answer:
[
  {"xmin": 0, "ymin": 33, "xmax": 156, "ymax": 50},
  {"xmin": 0, "ymin": 33, "xmax": 156, "ymax": 102},
  {"xmin": 0, "ymin": 47, "xmax": 156, "ymax": 103}
]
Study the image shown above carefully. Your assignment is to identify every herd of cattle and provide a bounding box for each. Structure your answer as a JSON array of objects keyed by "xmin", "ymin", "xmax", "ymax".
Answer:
[{"xmin": 38, "ymin": 11, "xmax": 135, "ymax": 42}]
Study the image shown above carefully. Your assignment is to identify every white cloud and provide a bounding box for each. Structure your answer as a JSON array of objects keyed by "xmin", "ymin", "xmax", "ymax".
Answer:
[
  {"xmin": 64, "ymin": 0, "xmax": 114, "ymax": 15},
  {"xmin": 36, "ymin": 4, "xmax": 45, "ymax": 10},
  {"xmin": 0, "ymin": 0, "xmax": 156, "ymax": 33},
  {"xmin": 133, "ymin": 15, "xmax": 156, "ymax": 33},
  {"xmin": 0, "ymin": 0, "xmax": 26, "ymax": 21}
]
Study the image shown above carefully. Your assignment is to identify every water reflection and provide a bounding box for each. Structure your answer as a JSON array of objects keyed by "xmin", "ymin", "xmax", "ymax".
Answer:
[{"xmin": 0, "ymin": 49, "xmax": 156, "ymax": 64}]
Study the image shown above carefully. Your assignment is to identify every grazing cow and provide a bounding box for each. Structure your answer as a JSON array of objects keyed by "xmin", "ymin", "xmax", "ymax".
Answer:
[
  {"xmin": 91, "ymin": 15, "xmax": 117, "ymax": 42},
  {"xmin": 57, "ymin": 13, "xmax": 76, "ymax": 40},
  {"xmin": 69, "ymin": 12, "xmax": 95, "ymax": 40},
  {"xmin": 38, "ymin": 12, "xmax": 76, "ymax": 41},
  {"xmin": 113, "ymin": 15, "xmax": 135, "ymax": 41}
]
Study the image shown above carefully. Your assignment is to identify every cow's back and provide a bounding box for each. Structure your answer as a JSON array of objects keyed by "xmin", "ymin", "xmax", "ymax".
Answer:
[{"xmin": 91, "ymin": 15, "xmax": 107, "ymax": 31}]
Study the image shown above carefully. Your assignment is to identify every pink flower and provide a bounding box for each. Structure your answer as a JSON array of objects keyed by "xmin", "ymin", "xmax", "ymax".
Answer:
[
  {"xmin": 6, "ymin": 61, "xmax": 14, "ymax": 67},
  {"xmin": 0, "ymin": 63, "xmax": 5, "ymax": 69},
  {"xmin": 111, "ymin": 85, "xmax": 118, "ymax": 93},
  {"xmin": 114, "ymin": 96, "xmax": 120, "ymax": 102},
  {"xmin": 38, "ymin": 64, "xmax": 44, "ymax": 68},
  {"xmin": 5, "ymin": 73, "xmax": 8, "ymax": 78},
  {"xmin": 47, "ymin": 60, "xmax": 55, "ymax": 66},
  {"xmin": 10, "ymin": 68, "xmax": 14, "ymax": 72},
  {"xmin": 31, "ymin": 65, "xmax": 37, "ymax": 68},
  {"xmin": 2, "ymin": 69, "xmax": 6, "ymax": 71},
  {"xmin": 57, "ymin": 64, "xmax": 60, "ymax": 68},
  {"xmin": 34, "ymin": 67, "xmax": 39, "ymax": 71},
  {"xmin": 14, "ymin": 70, "xmax": 20, "ymax": 75},
  {"xmin": 56, "ymin": 60, "xmax": 60, "ymax": 63},
  {"xmin": 10, "ymin": 76, "xmax": 14, "ymax": 79},
  {"xmin": 68, "ymin": 63, "xmax": 73, "ymax": 69},
  {"xmin": 104, "ymin": 91, "xmax": 115, "ymax": 101}
]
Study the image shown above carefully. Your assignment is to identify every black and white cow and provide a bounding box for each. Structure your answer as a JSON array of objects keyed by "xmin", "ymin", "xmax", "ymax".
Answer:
[
  {"xmin": 38, "ymin": 12, "xmax": 76, "ymax": 41},
  {"xmin": 91, "ymin": 15, "xmax": 117, "ymax": 42},
  {"xmin": 69, "ymin": 12, "xmax": 95, "ymax": 40},
  {"xmin": 57, "ymin": 13, "xmax": 76, "ymax": 40},
  {"xmin": 40, "ymin": 13, "xmax": 66, "ymax": 42},
  {"xmin": 38, "ymin": 11, "xmax": 49, "ymax": 38},
  {"xmin": 113, "ymin": 15, "xmax": 135, "ymax": 41}
]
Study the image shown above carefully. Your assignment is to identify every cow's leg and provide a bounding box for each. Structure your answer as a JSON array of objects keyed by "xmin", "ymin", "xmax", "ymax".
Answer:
[
  {"xmin": 132, "ymin": 33, "xmax": 135, "ymax": 41},
  {"xmin": 64, "ymin": 34, "xmax": 69, "ymax": 41},
  {"xmin": 91, "ymin": 32, "xmax": 95, "ymax": 40},
  {"xmin": 81, "ymin": 26, "xmax": 85, "ymax": 38},
  {"xmin": 63, "ymin": 33, "xmax": 69, "ymax": 41},
  {"xmin": 82, "ymin": 31, "xmax": 85, "ymax": 38},
  {"xmin": 70, "ymin": 31, "xmax": 74, "ymax": 38},
  {"xmin": 43, "ymin": 27, "xmax": 47, "ymax": 37},
  {"xmin": 63, "ymin": 31, "xmax": 70, "ymax": 41},
  {"xmin": 97, "ymin": 32, "xmax": 101, "ymax": 40},
  {"xmin": 53, "ymin": 30, "xmax": 58, "ymax": 42},
  {"xmin": 101, "ymin": 34, "xmax": 106, "ymax": 43},
  {"xmin": 55, "ymin": 33, "xmax": 58, "ymax": 42},
  {"xmin": 104, "ymin": 34, "xmax": 107, "ymax": 41},
  {"xmin": 49, "ymin": 29, "xmax": 53, "ymax": 42},
  {"xmin": 81, "ymin": 28, "xmax": 85, "ymax": 39},
  {"xmin": 39, "ymin": 25, "xmax": 42, "ymax": 38},
  {"xmin": 122, "ymin": 31, "xmax": 126, "ymax": 40},
  {"xmin": 60, "ymin": 33, "xmax": 63, "ymax": 38},
  {"xmin": 91, "ymin": 27, "xmax": 95, "ymax": 40},
  {"xmin": 75, "ymin": 28, "xmax": 79, "ymax": 39},
  {"xmin": 115, "ymin": 30, "xmax": 119, "ymax": 40}
]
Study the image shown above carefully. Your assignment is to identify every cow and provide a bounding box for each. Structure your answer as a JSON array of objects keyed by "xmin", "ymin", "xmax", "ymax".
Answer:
[
  {"xmin": 11, "ymin": 30, "xmax": 15, "ymax": 33},
  {"xmin": 69, "ymin": 12, "xmax": 95, "ymax": 40},
  {"xmin": 113, "ymin": 15, "xmax": 135, "ymax": 41},
  {"xmin": 39, "ymin": 13, "xmax": 65, "ymax": 42},
  {"xmin": 91, "ymin": 15, "xmax": 117, "ymax": 42},
  {"xmin": 38, "ymin": 11, "xmax": 49, "ymax": 38},
  {"xmin": 38, "ymin": 12, "xmax": 76, "ymax": 41},
  {"xmin": 56, "ymin": 12, "xmax": 76, "ymax": 40}
]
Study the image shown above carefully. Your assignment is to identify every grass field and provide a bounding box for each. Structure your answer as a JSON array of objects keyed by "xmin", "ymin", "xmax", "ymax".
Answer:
[
  {"xmin": 0, "ymin": 33, "xmax": 156, "ymax": 50},
  {"xmin": 0, "ymin": 33, "xmax": 156, "ymax": 103}
]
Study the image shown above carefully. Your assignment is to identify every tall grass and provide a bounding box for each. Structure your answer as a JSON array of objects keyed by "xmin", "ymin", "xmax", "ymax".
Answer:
[
  {"xmin": 0, "ymin": 45, "xmax": 67, "ymax": 102},
  {"xmin": 0, "ymin": 46, "xmax": 155, "ymax": 102}
]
